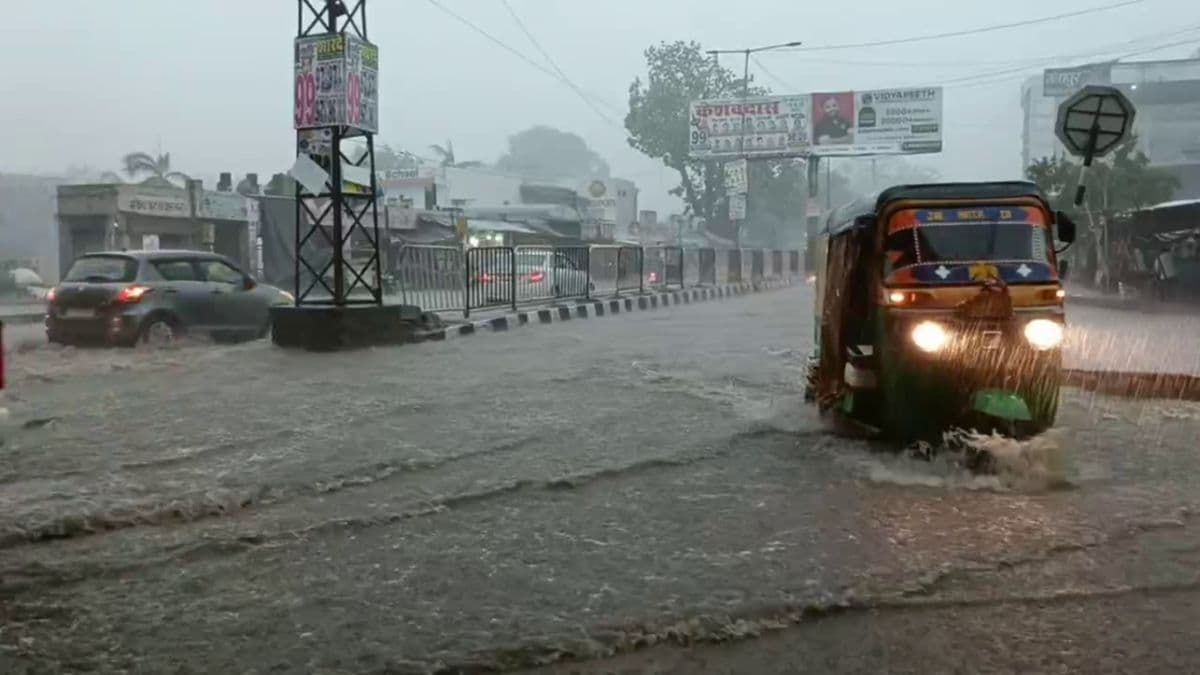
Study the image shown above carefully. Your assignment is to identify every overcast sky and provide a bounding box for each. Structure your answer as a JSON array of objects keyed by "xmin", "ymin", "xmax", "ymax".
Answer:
[{"xmin": 2, "ymin": 0, "xmax": 1196, "ymax": 212}]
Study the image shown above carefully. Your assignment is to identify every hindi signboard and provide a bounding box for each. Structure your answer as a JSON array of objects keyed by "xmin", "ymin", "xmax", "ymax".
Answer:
[
  {"xmin": 724, "ymin": 158, "xmax": 748, "ymax": 193},
  {"xmin": 1043, "ymin": 62, "xmax": 1113, "ymax": 98},
  {"xmin": 117, "ymin": 189, "xmax": 190, "ymax": 219},
  {"xmin": 689, "ymin": 95, "xmax": 812, "ymax": 160},
  {"xmin": 689, "ymin": 87, "xmax": 942, "ymax": 160},
  {"xmin": 198, "ymin": 191, "xmax": 252, "ymax": 221},
  {"xmin": 294, "ymin": 33, "xmax": 379, "ymax": 133}
]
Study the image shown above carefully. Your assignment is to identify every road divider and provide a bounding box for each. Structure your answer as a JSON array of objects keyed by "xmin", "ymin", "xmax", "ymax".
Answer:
[
  {"xmin": 420, "ymin": 278, "xmax": 796, "ymax": 341},
  {"xmin": 1063, "ymin": 368, "xmax": 1200, "ymax": 402}
]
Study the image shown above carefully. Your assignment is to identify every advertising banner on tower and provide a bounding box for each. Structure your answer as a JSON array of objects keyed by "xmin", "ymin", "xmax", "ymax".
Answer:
[{"xmin": 294, "ymin": 33, "xmax": 379, "ymax": 133}]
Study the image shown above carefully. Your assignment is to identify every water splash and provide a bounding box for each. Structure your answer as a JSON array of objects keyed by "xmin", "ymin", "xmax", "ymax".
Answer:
[{"xmin": 850, "ymin": 427, "xmax": 1071, "ymax": 493}]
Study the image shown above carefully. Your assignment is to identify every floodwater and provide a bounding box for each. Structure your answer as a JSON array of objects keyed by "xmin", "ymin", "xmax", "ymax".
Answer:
[{"xmin": 2, "ymin": 288, "xmax": 1200, "ymax": 673}]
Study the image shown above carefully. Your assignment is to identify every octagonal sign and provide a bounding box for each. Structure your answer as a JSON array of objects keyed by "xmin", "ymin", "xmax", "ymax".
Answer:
[{"xmin": 1055, "ymin": 85, "xmax": 1135, "ymax": 160}]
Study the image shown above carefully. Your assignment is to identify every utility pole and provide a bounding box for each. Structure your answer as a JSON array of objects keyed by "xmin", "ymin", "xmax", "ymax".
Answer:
[
  {"xmin": 291, "ymin": 0, "xmax": 382, "ymax": 307},
  {"xmin": 706, "ymin": 40, "xmax": 801, "ymax": 251}
]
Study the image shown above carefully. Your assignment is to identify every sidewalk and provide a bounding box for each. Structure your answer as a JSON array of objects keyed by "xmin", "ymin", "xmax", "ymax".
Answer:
[{"xmin": 0, "ymin": 304, "xmax": 44, "ymax": 324}]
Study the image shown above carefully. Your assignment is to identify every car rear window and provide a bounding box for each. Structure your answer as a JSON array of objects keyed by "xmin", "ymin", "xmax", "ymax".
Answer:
[
  {"xmin": 63, "ymin": 256, "xmax": 138, "ymax": 282},
  {"xmin": 515, "ymin": 253, "xmax": 548, "ymax": 268},
  {"xmin": 152, "ymin": 260, "xmax": 200, "ymax": 281}
]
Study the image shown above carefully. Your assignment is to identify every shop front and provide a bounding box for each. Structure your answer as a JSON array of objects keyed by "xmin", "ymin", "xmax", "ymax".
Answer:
[{"xmin": 56, "ymin": 181, "xmax": 256, "ymax": 281}]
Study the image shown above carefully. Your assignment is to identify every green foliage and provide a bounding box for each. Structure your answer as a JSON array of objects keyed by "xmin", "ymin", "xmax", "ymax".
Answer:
[
  {"xmin": 625, "ymin": 40, "xmax": 766, "ymax": 225},
  {"xmin": 264, "ymin": 173, "xmax": 296, "ymax": 197},
  {"xmin": 494, "ymin": 125, "xmax": 609, "ymax": 180},
  {"xmin": 428, "ymin": 140, "xmax": 483, "ymax": 169},
  {"xmin": 101, "ymin": 152, "xmax": 191, "ymax": 186},
  {"xmin": 745, "ymin": 160, "xmax": 806, "ymax": 246},
  {"xmin": 1025, "ymin": 134, "xmax": 1179, "ymax": 215}
]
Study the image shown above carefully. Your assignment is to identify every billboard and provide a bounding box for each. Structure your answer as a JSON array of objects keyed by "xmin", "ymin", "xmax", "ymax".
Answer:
[
  {"xmin": 1043, "ymin": 62, "xmax": 1112, "ymax": 98},
  {"xmin": 688, "ymin": 95, "xmax": 813, "ymax": 160},
  {"xmin": 198, "ymin": 191, "xmax": 253, "ymax": 221},
  {"xmin": 294, "ymin": 33, "xmax": 379, "ymax": 133},
  {"xmin": 833, "ymin": 87, "xmax": 943, "ymax": 156},
  {"xmin": 689, "ymin": 87, "xmax": 941, "ymax": 159}
]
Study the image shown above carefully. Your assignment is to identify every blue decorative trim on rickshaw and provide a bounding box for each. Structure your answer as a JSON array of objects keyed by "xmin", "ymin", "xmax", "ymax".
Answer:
[
  {"xmin": 891, "ymin": 261, "xmax": 1056, "ymax": 285},
  {"xmin": 912, "ymin": 207, "xmax": 1036, "ymax": 224}
]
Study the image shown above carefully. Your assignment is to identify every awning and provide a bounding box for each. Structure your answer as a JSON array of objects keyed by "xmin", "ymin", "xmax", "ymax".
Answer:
[
  {"xmin": 1126, "ymin": 199, "xmax": 1200, "ymax": 237},
  {"xmin": 469, "ymin": 218, "xmax": 536, "ymax": 234}
]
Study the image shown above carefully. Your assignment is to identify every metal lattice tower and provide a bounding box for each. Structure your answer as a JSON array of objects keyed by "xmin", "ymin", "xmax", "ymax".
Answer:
[{"xmin": 294, "ymin": 0, "xmax": 382, "ymax": 306}]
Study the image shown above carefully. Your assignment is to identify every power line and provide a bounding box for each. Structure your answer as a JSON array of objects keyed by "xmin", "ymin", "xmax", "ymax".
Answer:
[
  {"xmin": 769, "ymin": 0, "xmax": 1144, "ymax": 52},
  {"xmin": 423, "ymin": 0, "xmax": 625, "ymax": 132},
  {"xmin": 753, "ymin": 27, "xmax": 1199, "ymax": 95},
  {"xmin": 499, "ymin": 0, "xmax": 625, "ymax": 127},
  {"xmin": 751, "ymin": 56, "xmax": 799, "ymax": 91},
  {"xmin": 776, "ymin": 23, "xmax": 1200, "ymax": 68},
  {"xmin": 918, "ymin": 35, "xmax": 1200, "ymax": 90}
]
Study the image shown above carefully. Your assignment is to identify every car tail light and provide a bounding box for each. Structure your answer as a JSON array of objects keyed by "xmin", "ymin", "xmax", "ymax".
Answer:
[
  {"xmin": 115, "ymin": 285, "xmax": 151, "ymax": 304},
  {"xmin": 478, "ymin": 273, "xmax": 493, "ymax": 284},
  {"xmin": 526, "ymin": 271, "xmax": 545, "ymax": 283},
  {"xmin": 648, "ymin": 271, "xmax": 659, "ymax": 283},
  {"xmin": 46, "ymin": 287, "xmax": 57, "ymax": 304}
]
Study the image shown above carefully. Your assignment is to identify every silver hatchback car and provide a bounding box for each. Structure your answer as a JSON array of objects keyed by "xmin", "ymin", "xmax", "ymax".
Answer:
[{"xmin": 46, "ymin": 250, "xmax": 293, "ymax": 346}]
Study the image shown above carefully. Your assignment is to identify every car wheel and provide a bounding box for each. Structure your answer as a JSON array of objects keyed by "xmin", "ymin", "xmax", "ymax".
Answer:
[{"xmin": 138, "ymin": 316, "xmax": 179, "ymax": 348}]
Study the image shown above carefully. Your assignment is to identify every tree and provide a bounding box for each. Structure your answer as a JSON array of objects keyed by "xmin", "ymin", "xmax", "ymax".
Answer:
[
  {"xmin": 1026, "ymin": 134, "xmax": 1178, "ymax": 215},
  {"xmin": 628, "ymin": 40, "xmax": 818, "ymax": 247},
  {"xmin": 494, "ymin": 126, "xmax": 609, "ymax": 180},
  {"xmin": 264, "ymin": 173, "xmax": 296, "ymax": 196},
  {"xmin": 428, "ymin": 140, "xmax": 483, "ymax": 169},
  {"xmin": 375, "ymin": 144, "xmax": 402, "ymax": 174},
  {"xmin": 626, "ymin": 41, "xmax": 759, "ymax": 226},
  {"xmin": 1027, "ymin": 134, "xmax": 1179, "ymax": 287},
  {"xmin": 100, "ymin": 152, "xmax": 191, "ymax": 186}
]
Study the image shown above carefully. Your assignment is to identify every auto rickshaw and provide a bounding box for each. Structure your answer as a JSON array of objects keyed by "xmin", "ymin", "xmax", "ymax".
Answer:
[{"xmin": 803, "ymin": 181, "xmax": 1076, "ymax": 440}]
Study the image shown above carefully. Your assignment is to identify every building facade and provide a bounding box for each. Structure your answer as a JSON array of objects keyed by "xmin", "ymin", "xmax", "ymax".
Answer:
[{"xmin": 56, "ymin": 179, "xmax": 257, "ymax": 280}]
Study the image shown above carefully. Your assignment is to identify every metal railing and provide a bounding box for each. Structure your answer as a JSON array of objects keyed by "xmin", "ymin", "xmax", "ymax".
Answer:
[
  {"xmin": 391, "ymin": 244, "xmax": 464, "ymax": 312},
  {"xmin": 391, "ymin": 244, "xmax": 800, "ymax": 317}
]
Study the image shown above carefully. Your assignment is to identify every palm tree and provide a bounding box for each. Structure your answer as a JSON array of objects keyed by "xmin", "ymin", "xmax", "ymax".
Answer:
[
  {"xmin": 99, "ymin": 152, "xmax": 191, "ymax": 186},
  {"xmin": 428, "ymin": 140, "xmax": 483, "ymax": 169}
]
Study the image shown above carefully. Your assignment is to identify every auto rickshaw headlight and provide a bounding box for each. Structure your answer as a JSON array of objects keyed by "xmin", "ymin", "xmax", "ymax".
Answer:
[
  {"xmin": 1024, "ymin": 318, "xmax": 1064, "ymax": 350},
  {"xmin": 911, "ymin": 321, "xmax": 950, "ymax": 353}
]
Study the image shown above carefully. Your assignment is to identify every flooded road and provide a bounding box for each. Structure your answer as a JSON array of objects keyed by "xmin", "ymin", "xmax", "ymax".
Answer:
[{"xmin": 2, "ymin": 289, "xmax": 1199, "ymax": 673}]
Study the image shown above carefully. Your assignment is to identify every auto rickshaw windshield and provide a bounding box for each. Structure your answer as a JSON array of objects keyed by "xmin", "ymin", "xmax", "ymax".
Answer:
[{"xmin": 885, "ymin": 221, "xmax": 1050, "ymax": 273}]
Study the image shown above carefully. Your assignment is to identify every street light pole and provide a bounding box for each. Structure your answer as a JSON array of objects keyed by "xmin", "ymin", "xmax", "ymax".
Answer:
[{"xmin": 705, "ymin": 40, "xmax": 801, "ymax": 251}]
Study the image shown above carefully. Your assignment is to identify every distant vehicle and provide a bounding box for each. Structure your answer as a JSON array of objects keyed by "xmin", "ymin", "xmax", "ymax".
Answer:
[
  {"xmin": 45, "ymin": 250, "xmax": 294, "ymax": 347},
  {"xmin": 470, "ymin": 249, "xmax": 593, "ymax": 304}
]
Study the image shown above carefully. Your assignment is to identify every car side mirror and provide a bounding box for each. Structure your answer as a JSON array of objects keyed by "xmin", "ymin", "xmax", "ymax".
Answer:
[
  {"xmin": 1055, "ymin": 211, "xmax": 1077, "ymax": 244},
  {"xmin": 1058, "ymin": 259, "xmax": 1070, "ymax": 279},
  {"xmin": 243, "ymin": 276, "xmax": 257, "ymax": 290}
]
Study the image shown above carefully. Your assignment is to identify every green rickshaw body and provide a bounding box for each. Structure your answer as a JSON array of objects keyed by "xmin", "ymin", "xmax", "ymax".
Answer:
[{"xmin": 806, "ymin": 181, "xmax": 1073, "ymax": 441}]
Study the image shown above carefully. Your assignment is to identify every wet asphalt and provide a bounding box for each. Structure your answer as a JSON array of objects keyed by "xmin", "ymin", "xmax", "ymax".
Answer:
[{"xmin": 2, "ymin": 287, "xmax": 1200, "ymax": 674}]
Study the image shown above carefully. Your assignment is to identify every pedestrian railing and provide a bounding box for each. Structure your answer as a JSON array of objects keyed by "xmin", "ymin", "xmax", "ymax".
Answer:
[
  {"xmin": 392, "ymin": 244, "xmax": 464, "ymax": 312},
  {"xmin": 392, "ymin": 244, "xmax": 801, "ymax": 317}
]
